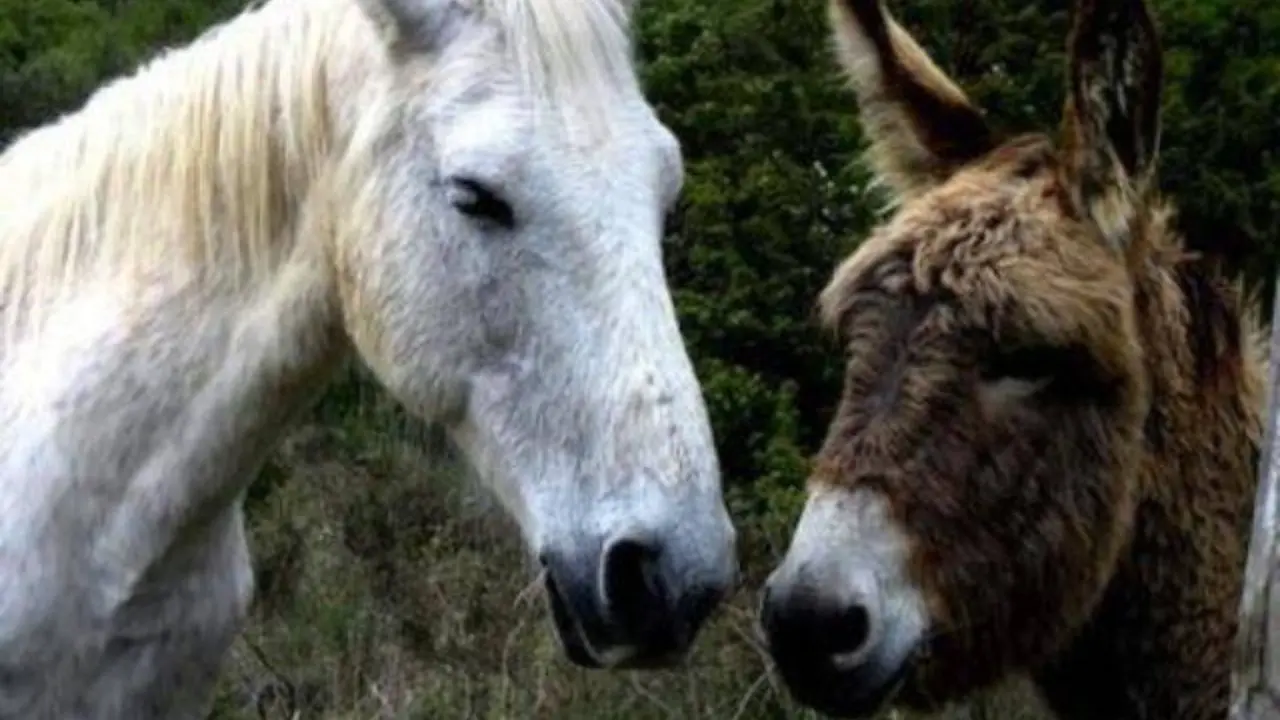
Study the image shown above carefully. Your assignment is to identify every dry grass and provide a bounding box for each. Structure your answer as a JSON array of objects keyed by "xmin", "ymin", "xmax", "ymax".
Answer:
[{"xmin": 209, "ymin": 388, "xmax": 1052, "ymax": 720}]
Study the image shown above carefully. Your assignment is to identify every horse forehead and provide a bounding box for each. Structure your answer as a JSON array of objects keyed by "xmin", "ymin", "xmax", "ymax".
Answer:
[
  {"xmin": 513, "ymin": 114, "xmax": 676, "ymax": 210},
  {"xmin": 438, "ymin": 87, "xmax": 670, "ymax": 172},
  {"xmin": 541, "ymin": 94, "xmax": 672, "ymax": 159},
  {"xmin": 548, "ymin": 132, "xmax": 669, "ymax": 187}
]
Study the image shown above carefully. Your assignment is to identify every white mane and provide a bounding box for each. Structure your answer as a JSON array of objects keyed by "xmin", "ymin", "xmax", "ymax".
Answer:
[
  {"xmin": 493, "ymin": 0, "xmax": 636, "ymax": 112},
  {"xmin": 0, "ymin": 0, "xmax": 637, "ymax": 338}
]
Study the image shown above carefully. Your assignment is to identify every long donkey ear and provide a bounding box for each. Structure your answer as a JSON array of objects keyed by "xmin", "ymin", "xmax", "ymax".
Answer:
[
  {"xmin": 1060, "ymin": 0, "xmax": 1163, "ymax": 253},
  {"xmin": 828, "ymin": 0, "xmax": 995, "ymax": 204},
  {"xmin": 356, "ymin": 0, "xmax": 469, "ymax": 56}
]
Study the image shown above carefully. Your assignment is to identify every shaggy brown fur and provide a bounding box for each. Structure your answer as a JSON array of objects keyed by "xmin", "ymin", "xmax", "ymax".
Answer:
[{"xmin": 805, "ymin": 0, "xmax": 1266, "ymax": 717}]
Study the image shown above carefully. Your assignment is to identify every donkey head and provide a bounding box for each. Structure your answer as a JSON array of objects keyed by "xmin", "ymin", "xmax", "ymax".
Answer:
[{"xmin": 760, "ymin": 0, "xmax": 1165, "ymax": 714}]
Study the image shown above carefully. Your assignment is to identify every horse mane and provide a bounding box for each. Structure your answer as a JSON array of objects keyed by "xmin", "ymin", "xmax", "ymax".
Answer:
[
  {"xmin": 493, "ymin": 0, "xmax": 636, "ymax": 117},
  {"xmin": 0, "ymin": 0, "xmax": 636, "ymax": 335}
]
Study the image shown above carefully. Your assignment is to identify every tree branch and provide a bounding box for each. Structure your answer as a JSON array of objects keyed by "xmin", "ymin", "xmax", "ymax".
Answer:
[{"xmin": 1231, "ymin": 279, "xmax": 1280, "ymax": 720}]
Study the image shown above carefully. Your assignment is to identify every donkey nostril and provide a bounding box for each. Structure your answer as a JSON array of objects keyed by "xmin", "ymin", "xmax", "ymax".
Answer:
[
  {"xmin": 828, "ymin": 603, "xmax": 872, "ymax": 657},
  {"xmin": 762, "ymin": 589, "xmax": 875, "ymax": 663},
  {"xmin": 602, "ymin": 538, "xmax": 665, "ymax": 626}
]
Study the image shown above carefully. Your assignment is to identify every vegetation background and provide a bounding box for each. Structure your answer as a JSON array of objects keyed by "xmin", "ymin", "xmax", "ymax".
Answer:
[{"xmin": 3, "ymin": 0, "xmax": 1278, "ymax": 717}]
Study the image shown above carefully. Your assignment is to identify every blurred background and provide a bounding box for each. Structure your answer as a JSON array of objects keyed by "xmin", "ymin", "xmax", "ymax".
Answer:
[{"xmin": 3, "ymin": 0, "xmax": 1277, "ymax": 717}]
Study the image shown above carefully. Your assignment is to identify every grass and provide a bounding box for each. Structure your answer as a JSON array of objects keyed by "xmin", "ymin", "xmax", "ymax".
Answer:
[{"xmin": 208, "ymin": 380, "xmax": 1052, "ymax": 720}]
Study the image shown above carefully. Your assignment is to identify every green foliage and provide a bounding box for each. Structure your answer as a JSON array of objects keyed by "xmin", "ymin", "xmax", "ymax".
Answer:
[
  {"xmin": 635, "ymin": 0, "xmax": 874, "ymax": 531},
  {"xmin": 0, "ymin": 0, "xmax": 249, "ymax": 144}
]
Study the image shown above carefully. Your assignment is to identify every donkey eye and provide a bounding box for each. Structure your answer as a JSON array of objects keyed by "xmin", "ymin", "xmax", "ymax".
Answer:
[
  {"xmin": 981, "ymin": 344, "xmax": 1082, "ymax": 384},
  {"xmin": 980, "ymin": 342, "xmax": 1117, "ymax": 408},
  {"xmin": 447, "ymin": 177, "xmax": 514, "ymax": 230}
]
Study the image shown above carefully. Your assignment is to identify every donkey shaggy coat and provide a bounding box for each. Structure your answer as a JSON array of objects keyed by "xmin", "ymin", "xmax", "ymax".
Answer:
[{"xmin": 760, "ymin": 0, "xmax": 1265, "ymax": 718}]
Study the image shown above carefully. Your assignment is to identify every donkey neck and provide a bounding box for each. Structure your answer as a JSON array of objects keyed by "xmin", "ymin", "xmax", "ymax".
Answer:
[
  {"xmin": 1133, "ymin": 253, "xmax": 1262, "ymax": 505},
  {"xmin": 1035, "ymin": 254, "xmax": 1261, "ymax": 720}
]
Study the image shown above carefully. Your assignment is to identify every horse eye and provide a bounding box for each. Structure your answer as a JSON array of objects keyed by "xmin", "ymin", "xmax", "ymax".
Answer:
[{"xmin": 447, "ymin": 177, "xmax": 514, "ymax": 229}]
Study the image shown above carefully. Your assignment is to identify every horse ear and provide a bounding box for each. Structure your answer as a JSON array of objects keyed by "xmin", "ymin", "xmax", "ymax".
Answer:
[
  {"xmin": 356, "ymin": 0, "xmax": 469, "ymax": 55},
  {"xmin": 1060, "ymin": 0, "xmax": 1163, "ymax": 253},
  {"xmin": 828, "ymin": 0, "xmax": 995, "ymax": 204}
]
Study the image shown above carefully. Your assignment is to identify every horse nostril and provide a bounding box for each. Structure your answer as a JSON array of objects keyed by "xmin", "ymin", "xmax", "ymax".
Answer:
[{"xmin": 601, "ymin": 537, "xmax": 665, "ymax": 627}]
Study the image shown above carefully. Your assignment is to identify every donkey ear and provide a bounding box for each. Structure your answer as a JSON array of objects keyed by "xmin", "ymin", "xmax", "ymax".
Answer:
[
  {"xmin": 828, "ymin": 0, "xmax": 995, "ymax": 204},
  {"xmin": 356, "ymin": 0, "xmax": 469, "ymax": 55},
  {"xmin": 1060, "ymin": 0, "xmax": 1163, "ymax": 252}
]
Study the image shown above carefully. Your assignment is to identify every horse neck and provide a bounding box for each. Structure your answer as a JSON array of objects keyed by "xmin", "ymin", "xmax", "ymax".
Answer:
[{"xmin": 0, "ymin": 0, "xmax": 364, "ymax": 475}]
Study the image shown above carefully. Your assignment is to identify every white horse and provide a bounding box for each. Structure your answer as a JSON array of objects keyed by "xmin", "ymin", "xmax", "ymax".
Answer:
[{"xmin": 0, "ymin": 0, "xmax": 738, "ymax": 716}]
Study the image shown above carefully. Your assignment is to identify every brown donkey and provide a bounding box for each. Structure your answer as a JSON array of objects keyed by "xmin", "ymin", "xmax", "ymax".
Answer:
[{"xmin": 758, "ymin": 0, "xmax": 1266, "ymax": 718}]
